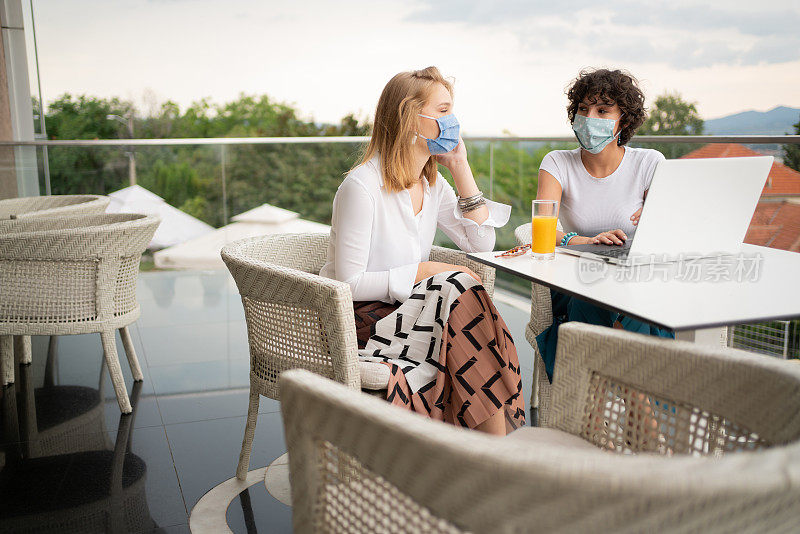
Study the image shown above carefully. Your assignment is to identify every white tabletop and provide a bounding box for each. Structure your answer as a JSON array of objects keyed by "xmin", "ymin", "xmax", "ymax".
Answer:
[{"xmin": 468, "ymin": 244, "xmax": 800, "ymax": 332}]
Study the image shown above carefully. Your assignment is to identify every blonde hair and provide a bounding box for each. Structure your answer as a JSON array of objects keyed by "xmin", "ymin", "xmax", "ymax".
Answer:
[{"xmin": 358, "ymin": 66, "xmax": 453, "ymax": 193}]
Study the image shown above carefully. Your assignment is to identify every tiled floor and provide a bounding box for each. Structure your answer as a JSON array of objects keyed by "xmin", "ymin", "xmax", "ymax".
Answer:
[{"xmin": 0, "ymin": 269, "xmax": 535, "ymax": 533}]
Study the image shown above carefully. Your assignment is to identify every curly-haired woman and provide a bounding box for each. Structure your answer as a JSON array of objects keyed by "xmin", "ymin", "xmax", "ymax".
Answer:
[
  {"xmin": 535, "ymin": 68, "xmax": 673, "ymax": 380},
  {"xmin": 321, "ymin": 67, "xmax": 525, "ymax": 434}
]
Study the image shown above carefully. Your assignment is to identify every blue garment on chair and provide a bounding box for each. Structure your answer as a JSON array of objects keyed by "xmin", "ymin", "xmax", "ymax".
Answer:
[{"xmin": 536, "ymin": 290, "xmax": 674, "ymax": 382}]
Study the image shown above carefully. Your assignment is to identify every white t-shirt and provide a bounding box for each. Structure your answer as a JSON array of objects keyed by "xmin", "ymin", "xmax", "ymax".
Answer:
[
  {"xmin": 319, "ymin": 155, "xmax": 511, "ymax": 303},
  {"xmin": 539, "ymin": 147, "xmax": 665, "ymax": 238}
]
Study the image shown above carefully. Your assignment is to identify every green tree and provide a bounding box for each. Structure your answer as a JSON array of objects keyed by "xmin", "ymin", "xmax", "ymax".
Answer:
[
  {"xmin": 198, "ymin": 95, "xmax": 368, "ymax": 226},
  {"xmin": 44, "ymin": 91, "xmax": 370, "ymax": 227},
  {"xmin": 784, "ymin": 114, "xmax": 800, "ymax": 172},
  {"xmin": 45, "ymin": 94, "xmax": 136, "ymax": 194},
  {"xmin": 638, "ymin": 93, "xmax": 704, "ymax": 159}
]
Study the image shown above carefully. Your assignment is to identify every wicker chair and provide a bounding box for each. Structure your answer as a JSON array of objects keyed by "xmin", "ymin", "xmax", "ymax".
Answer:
[
  {"xmin": 221, "ymin": 233, "xmax": 496, "ymax": 480},
  {"xmin": 0, "ymin": 194, "xmax": 110, "ymax": 377},
  {"xmin": 0, "ymin": 194, "xmax": 109, "ymax": 219},
  {"xmin": 280, "ymin": 322, "xmax": 800, "ymax": 533},
  {"xmin": 0, "ymin": 213, "xmax": 160, "ymax": 414}
]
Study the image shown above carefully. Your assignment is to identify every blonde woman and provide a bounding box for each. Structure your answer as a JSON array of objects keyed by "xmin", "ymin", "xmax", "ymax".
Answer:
[{"xmin": 320, "ymin": 67, "xmax": 524, "ymax": 434}]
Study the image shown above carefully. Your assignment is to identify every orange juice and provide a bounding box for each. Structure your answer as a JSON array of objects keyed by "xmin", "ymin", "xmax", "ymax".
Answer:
[{"xmin": 531, "ymin": 216, "xmax": 557, "ymax": 254}]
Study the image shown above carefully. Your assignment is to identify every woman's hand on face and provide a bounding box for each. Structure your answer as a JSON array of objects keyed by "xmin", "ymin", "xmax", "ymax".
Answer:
[
  {"xmin": 434, "ymin": 137, "xmax": 468, "ymax": 171},
  {"xmin": 630, "ymin": 207, "xmax": 643, "ymax": 226},
  {"xmin": 591, "ymin": 229, "xmax": 627, "ymax": 245},
  {"xmin": 415, "ymin": 261, "xmax": 481, "ymax": 284}
]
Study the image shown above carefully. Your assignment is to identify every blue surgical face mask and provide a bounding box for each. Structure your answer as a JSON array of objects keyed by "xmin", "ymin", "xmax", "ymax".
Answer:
[
  {"xmin": 417, "ymin": 113, "xmax": 460, "ymax": 155},
  {"xmin": 572, "ymin": 114, "xmax": 621, "ymax": 154}
]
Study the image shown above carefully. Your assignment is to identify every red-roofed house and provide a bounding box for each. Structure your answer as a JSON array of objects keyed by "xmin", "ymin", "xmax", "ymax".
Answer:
[
  {"xmin": 680, "ymin": 144, "xmax": 800, "ymax": 252},
  {"xmin": 743, "ymin": 200, "xmax": 800, "ymax": 252},
  {"xmin": 680, "ymin": 143, "xmax": 800, "ymax": 199}
]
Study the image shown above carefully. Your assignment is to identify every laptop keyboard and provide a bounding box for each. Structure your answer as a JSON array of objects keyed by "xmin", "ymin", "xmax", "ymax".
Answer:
[
  {"xmin": 594, "ymin": 247, "xmax": 630, "ymax": 259},
  {"xmin": 560, "ymin": 243, "xmax": 633, "ymax": 261}
]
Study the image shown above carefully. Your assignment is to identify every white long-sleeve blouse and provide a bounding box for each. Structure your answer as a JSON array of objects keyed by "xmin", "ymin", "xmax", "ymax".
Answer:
[{"xmin": 319, "ymin": 156, "xmax": 511, "ymax": 303}]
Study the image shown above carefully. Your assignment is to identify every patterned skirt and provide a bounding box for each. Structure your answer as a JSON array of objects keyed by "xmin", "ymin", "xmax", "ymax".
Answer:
[{"xmin": 354, "ymin": 271, "xmax": 525, "ymax": 433}]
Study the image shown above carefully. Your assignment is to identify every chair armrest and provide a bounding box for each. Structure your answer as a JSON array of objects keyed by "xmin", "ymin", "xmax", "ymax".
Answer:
[
  {"xmin": 0, "ymin": 214, "xmax": 159, "ymax": 262},
  {"xmin": 515, "ymin": 220, "xmax": 564, "ymax": 245},
  {"xmin": 429, "ymin": 245, "xmax": 495, "ymax": 297},
  {"xmin": 514, "ymin": 222, "xmax": 532, "ymax": 246},
  {"xmin": 222, "ymin": 247, "xmax": 360, "ymax": 396}
]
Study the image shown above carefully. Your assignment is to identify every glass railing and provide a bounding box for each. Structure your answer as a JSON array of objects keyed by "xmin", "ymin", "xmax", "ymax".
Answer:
[
  {"xmin": 2, "ymin": 134, "xmax": 799, "ymax": 357},
  {"xmin": 4, "ymin": 134, "xmax": 798, "ymax": 248}
]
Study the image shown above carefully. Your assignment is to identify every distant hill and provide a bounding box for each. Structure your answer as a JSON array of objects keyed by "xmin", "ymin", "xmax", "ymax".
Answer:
[{"xmin": 704, "ymin": 106, "xmax": 800, "ymax": 135}]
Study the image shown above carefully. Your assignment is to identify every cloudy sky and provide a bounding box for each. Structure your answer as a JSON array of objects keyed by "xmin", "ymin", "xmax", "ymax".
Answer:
[{"xmin": 22, "ymin": 0, "xmax": 800, "ymax": 136}]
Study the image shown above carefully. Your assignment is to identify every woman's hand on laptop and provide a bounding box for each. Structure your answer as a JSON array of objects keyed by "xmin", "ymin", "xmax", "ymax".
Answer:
[
  {"xmin": 563, "ymin": 230, "xmax": 626, "ymax": 245},
  {"xmin": 591, "ymin": 229, "xmax": 627, "ymax": 245},
  {"xmin": 567, "ymin": 236, "xmax": 599, "ymax": 245}
]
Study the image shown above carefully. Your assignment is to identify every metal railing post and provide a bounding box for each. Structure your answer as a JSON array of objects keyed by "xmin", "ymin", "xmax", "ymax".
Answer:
[
  {"xmin": 220, "ymin": 144, "xmax": 228, "ymax": 226},
  {"xmin": 783, "ymin": 320, "xmax": 790, "ymax": 359},
  {"xmin": 489, "ymin": 141, "xmax": 494, "ymax": 199}
]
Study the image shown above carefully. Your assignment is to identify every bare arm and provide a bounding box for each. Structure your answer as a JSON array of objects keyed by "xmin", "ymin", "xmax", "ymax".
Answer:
[
  {"xmin": 630, "ymin": 189, "xmax": 648, "ymax": 226},
  {"xmin": 436, "ymin": 139, "xmax": 488, "ymax": 225},
  {"xmin": 413, "ymin": 139, "xmax": 487, "ymax": 283}
]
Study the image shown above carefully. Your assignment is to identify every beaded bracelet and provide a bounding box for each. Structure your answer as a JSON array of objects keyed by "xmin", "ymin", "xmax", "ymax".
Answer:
[
  {"xmin": 496, "ymin": 243, "xmax": 530, "ymax": 257},
  {"xmin": 560, "ymin": 232, "xmax": 578, "ymax": 246}
]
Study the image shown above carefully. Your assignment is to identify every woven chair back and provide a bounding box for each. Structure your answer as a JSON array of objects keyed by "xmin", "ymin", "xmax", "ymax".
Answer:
[
  {"xmin": 0, "ymin": 194, "xmax": 109, "ymax": 219},
  {"xmin": 551, "ymin": 322, "xmax": 800, "ymax": 455},
  {"xmin": 282, "ymin": 367, "xmax": 800, "ymax": 533},
  {"xmin": 0, "ymin": 214, "xmax": 159, "ymax": 332}
]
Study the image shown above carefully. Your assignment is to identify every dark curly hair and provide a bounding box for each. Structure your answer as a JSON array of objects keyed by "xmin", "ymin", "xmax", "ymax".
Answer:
[{"xmin": 566, "ymin": 69, "xmax": 647, "ymax": 146}]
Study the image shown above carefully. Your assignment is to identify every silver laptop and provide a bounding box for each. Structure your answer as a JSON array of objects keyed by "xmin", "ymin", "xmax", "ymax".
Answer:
[{"xmin": 558, "ymin": 156, "xmax": 773, "ymax": 265}]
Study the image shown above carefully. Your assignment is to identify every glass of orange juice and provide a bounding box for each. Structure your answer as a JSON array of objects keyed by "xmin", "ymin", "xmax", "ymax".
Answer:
[{"xmin": 531, "ymin": 200, "xmax": 559, "ymax": 260}]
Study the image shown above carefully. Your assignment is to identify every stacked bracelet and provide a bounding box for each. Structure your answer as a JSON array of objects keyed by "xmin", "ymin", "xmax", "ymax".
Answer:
[
  {"xmin": 461, "ymin": 198, "xmax": 486, "ymax": 213},
  {"xmin": 458, "ymin": 192, "xmax": 486, "ymax": 213},
  {"xmin": 560, "ymin": 232, "xmax": 578, "ymax": 246}
]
